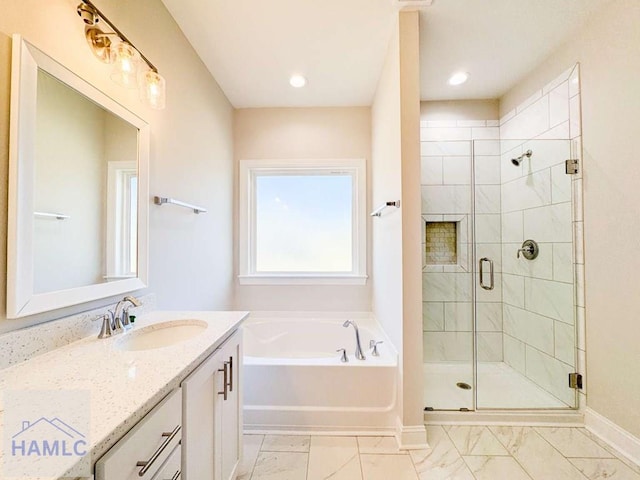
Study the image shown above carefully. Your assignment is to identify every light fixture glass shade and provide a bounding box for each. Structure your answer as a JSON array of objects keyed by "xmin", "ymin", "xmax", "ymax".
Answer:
[
  {"xmin": 139, "ymin": 70, "xmax": 166, "ymax": 110},
  {"xmin": 110, "ymin": 42, "xmax": 140, "ymax": 88}
]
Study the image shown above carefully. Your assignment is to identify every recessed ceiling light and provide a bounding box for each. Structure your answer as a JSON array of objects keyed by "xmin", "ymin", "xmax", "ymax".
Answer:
[
  {"xmin": 448, "ymin": 71, "xmax": 469, "ymax": 86},
  {"xmin": 289, "ymin": 74, "xmax": 307, "ymax": 88}
]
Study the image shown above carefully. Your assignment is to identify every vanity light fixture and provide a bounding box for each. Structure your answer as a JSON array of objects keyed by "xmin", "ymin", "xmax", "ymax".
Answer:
[
  {"xmin": 289, "ymin": 74, "xmax": 307, "ymax": 88},
  {"xmin": 76, "ymin": 0, "xmax": 166, "ymax": 109},
  {"xmin": 448, "ymin": 71, "xmax": 469, "ymax": 86}
]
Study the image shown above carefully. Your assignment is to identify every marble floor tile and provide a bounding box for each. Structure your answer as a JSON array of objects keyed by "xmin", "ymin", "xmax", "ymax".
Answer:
[
  {"xmin": 570, "ymin": 458, "xmax": 640, "ymax": 480},
  {"xmin": 238, "ymin": 434, "xmax": 264, "ymax": 480},
  {"xmin": 535, "ymin": 427, "xmax": 614, "ymax": 458},
  {"xmin": 361, "ymin": 454, "xmax": 419, "ymax": 480},
  {"xmin": 251, "ymin": 452, "xmax": 308, "ymax": 480},
  {"xmin": 445, "ymin": 425, "xmax": 509, "ymax": 456},
  {"xmin": 578, "ymin": 429, "xmax": 640, "ymax": 475},
  {"xmin": 307, "ymin": 436, "xmax": 363, "ymax": 480},
  {"xmin": 463, "ymin": 455, "xmax": 532, "ymax": 480},
  {"xmin": 261, "ymin": 434, "xmax": 311, "ymax": 452},
  {"xmin": 357, "ymin": 436, "xmax": 405, "ymax": 454},
  {"xmin": 489, "ymin": 426, "xmax": 586, "ymax": 479},
  {"xmin": 410, "ymin": 426, "xmax": 474, "ymax": 480}
]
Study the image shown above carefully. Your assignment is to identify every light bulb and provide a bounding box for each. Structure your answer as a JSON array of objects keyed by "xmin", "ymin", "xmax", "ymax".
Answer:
[
  {"xmin": 448, "ymin": 71, "xmax": 469, "ymax": 86},
  {"xmin": 139, "ymin": 70, "xmax": 166, "ymax": 110},
  {"xmin": 289, "ymin": 74, "xmax": 307, "ymax": 88},
  {"xmin": 111, "ymin": 42, "xmax": 140, "ymax": 88}
]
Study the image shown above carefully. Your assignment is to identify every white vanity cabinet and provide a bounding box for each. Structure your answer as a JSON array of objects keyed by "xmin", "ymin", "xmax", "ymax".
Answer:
[
  {"xmin": 182, "ymin": 329, "xmax": 242, "ymax": 480},
  {"xmin": 95, "ymin": 388, "xmax": 182, "ymax": 480}
]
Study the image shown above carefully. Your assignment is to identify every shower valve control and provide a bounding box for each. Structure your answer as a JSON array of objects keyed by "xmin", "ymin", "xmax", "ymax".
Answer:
[{"xmin": 517, "ymin": 239, "xmax": 539, "ymax": 260}]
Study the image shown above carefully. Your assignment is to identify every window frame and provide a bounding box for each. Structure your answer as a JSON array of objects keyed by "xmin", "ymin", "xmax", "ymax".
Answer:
[
  {"xmin": 105, "ymin": 161, "xmax": 138, "ymax": 280},
  {"xmin": 238, "ymin": 158, "xmax": 367, "ymax": 285}
]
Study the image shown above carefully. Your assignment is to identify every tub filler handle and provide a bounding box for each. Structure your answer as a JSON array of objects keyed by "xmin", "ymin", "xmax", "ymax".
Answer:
[
  {"xmin": 369, "ymin": 340, "xmax": 383, "ymax": 356},
  {"xmin": 337, "ymin": 348, "xmax": 348, "ymax": 363}
]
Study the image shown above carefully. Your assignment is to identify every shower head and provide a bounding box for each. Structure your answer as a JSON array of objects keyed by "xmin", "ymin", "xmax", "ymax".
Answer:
[{"xmin": 511, "ymin": 149, "xmax": 533, "ymax": 166}]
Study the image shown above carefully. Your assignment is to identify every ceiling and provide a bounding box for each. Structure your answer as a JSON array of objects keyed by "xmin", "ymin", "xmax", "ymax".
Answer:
[{"xmin": 161, "ymin": 0, "xmax": 613, "ymax": 108}]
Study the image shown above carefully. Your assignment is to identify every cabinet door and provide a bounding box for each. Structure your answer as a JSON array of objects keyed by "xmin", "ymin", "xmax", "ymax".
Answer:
[
  {"xmin": 220, "ymin": 331, "xmax": 242, "ymax": 480},
  {"xmin": 182, "ymin": 350, "xmax": 223, "ymax": 480}
]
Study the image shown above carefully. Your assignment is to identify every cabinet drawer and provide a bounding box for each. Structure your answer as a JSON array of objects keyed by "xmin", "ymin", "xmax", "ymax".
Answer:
[
  {"xmin": 151, "ymin": 445, "xmax": 181, "ymax": 480},
  {"xmin": 95, "ymin": 389, "xmax": 182, "ymax": 480}
]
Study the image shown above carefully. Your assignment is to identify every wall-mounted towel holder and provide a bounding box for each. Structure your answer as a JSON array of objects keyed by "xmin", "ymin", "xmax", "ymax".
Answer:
[
  {"xmin": 34, "ymin": 211, "xmax": 70, "ymax": 220},
  {"xmin": 153, "ymin": 196, "xmax": 208, "ymax": 214},
  {"xmin": 370, "ymin": 200, "xmax": 400, "ymax": 217}
]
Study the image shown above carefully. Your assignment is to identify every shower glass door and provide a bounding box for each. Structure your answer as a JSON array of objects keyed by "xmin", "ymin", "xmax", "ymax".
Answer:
[
  {"xmin": 473, "ymin": 138, "xmax": 577, "ymax": 410},
  {"xmin": 421, "ymin": 136, "xmax": 578, "ymax": 411}
]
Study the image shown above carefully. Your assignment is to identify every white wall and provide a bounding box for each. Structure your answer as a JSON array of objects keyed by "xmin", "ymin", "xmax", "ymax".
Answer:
[
  {"xmin": 0, "ymin": 0, "xmax": 234, "ymax": 333},
  {"xmin": 500, "ymin": 0, "xmax": 640, "ymax": 436},
  {"xmin": 233, "ymin": 107, "xmax": 372, "ymax": 311}
]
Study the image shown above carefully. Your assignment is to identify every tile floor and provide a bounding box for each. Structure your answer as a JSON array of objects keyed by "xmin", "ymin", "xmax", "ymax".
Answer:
[{"xmin": 239, "ymin": 426, "xmax": 640, "ymax": 480}]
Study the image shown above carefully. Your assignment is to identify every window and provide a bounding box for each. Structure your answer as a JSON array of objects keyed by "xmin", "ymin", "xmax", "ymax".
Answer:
[
  {"xmin": 239, "ymin": 159, "xmax": 367, "ymax": 285},
  {"xmin": 106, "ymin": 161, "xmax": 138, "ymax": 279}
]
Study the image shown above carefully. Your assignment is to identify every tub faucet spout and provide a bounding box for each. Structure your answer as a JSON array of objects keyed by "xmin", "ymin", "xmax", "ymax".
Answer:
[{"xmin": 342, "ymin": 320, "xmax": 366, "ymax": 360}]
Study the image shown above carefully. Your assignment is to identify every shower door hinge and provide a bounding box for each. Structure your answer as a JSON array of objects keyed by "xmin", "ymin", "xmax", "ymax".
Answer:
[
  {"xmin": 569, "ymin": 373, "xmax": 583, "ymax": 389},
  {"xmin": 565, "ymin": 159, "xmax": 579, "ymax": 174}
]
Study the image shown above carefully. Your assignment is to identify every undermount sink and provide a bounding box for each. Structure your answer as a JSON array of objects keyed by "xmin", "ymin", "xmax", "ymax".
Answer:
[{"xmin": 117, "ymin": 319, "xmax": 208, "ymax": 351}]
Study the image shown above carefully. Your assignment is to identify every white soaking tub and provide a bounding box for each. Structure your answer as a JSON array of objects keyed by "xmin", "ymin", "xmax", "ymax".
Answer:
[{"xmin": 243, "ymin": 312, "xmax": 398, "ymax": 433}]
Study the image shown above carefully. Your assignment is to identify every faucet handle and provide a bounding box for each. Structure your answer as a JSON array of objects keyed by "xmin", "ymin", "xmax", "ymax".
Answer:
[
  {"xmin": 336, "ymin": 348, "xmax": 348, "ymax": 363},
  {"xmin": 369, "ymin": 340, "xmax": 383, "ymax": 356},
  {"xmin": 109, "ymin": 309, "xmax": 124, "ymax": 334},
  {"xmin": 98, "ymin": 313, "xmax": 113, "ymax": 339},
  {"xmin": 121, "ymin": 306, "xmax": 133, "ymax": 329}
]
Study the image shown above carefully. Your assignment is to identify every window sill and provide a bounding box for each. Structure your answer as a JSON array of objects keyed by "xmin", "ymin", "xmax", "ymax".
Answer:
[{"xmin": 237, "ymin": 274, "xmax": 368, "ymax": 286}]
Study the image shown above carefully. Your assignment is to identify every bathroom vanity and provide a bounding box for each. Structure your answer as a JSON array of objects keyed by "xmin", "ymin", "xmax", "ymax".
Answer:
[{"xmin": 0, "ymin": 310, "xmax": 248, "ymax": 479}]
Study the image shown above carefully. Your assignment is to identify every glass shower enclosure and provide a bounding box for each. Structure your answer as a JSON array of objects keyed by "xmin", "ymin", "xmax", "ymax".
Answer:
[{"xmin": 422, "ymin": 137, "xmax": 578, "ymax": 411}]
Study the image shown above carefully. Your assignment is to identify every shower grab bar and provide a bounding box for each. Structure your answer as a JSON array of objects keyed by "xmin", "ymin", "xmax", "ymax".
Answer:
[
  {"xmin": 153, "ymin": 196, "xmax": 207, "ymax": 214},
  {"xmin": 370, "ymin": 200, "xmax": 400, "ymax": 217},
  {"xmin": 479, "ymin": 257, "xmax": 494, "ymax": 291}
]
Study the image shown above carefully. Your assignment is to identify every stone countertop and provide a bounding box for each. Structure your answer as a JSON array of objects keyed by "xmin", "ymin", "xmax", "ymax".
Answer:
[{"xmin": 0, "ymin": 310, "xmax": 249, "ymax": 479}]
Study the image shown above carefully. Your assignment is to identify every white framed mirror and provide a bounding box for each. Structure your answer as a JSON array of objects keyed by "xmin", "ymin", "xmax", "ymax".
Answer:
[{"xmin": 7, "ymin": 35, "xmax": 150, "ymax": 318}]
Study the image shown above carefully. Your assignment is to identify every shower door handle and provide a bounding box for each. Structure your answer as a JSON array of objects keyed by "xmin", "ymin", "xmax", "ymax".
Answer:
[{"xmin": 479, "ymin": 257, "xmax": 494, "ymax": 291}]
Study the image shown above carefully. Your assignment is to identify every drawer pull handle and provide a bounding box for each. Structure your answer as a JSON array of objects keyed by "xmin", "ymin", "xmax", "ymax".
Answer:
[
  {"xmin": 218, "ymin": 362, "xmax": 229, "ymax": 400},
  {"xmin": 167, "ymin": 470, "xmax": 181, "ymax": 480},
  {"xmin": 136, "ymin": 425, "xmax": 181, "ymax": 476},
  {"xmin": 228, "ymin": 356, "xmax": 233, "ymax": 392}
]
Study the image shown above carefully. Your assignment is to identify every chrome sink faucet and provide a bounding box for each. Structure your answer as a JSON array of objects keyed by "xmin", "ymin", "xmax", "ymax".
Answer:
[
  {"xmin": 342, "ymin": 320, "xmax": 366, "ymax": 360},
  {"xmin": 113, "ymin": 295, "xmax": 142, "ymax": 330},
  {"xmin": 97, "ymin": 295, "xmax": 142, "ymax": 339}
]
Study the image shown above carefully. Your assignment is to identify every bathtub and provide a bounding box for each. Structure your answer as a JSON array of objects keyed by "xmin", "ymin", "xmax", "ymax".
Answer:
[{"xmin": 243, "ymin": 313, "xmax": 398, "ymax": 433}]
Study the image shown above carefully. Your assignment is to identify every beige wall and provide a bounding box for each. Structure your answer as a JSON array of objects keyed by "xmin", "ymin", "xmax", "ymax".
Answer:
[
  {"xmin": 0, "ymin": 0, "xmax": 234, "ymax": 333},
  {"xmin": 233, "ymin": 107, "xmax": 372, "ymax": 311},
  {"xmin": 399, "ymin": 11, "xmax": 424, "ymax": 430},
  {"xmin": 421, "ymin": 100, "xmax": 499, "ymax": 121},
  {"xmin": 501, "ymin": 0, "xmax": 640, "ymax": 437},
  {"xmin": 371, "ymin": 11, "xmax": 424, "ymax": 438}
]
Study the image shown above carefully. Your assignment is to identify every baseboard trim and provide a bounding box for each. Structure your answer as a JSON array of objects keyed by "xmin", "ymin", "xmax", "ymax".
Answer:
[
  {"xmin": 585, "ymin": 407, "xmax": 640, "ymax": 466},
  {"xmin": 395, "ymin": 418, "xmax": 429, "ymax": 450}
]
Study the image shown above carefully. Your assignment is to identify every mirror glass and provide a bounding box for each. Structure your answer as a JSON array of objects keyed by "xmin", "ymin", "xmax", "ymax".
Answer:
[
  {"xmin": 33, "ymin": 70, "xmax": 139, "ymax": 294},
  {"xmin": 7, "ymin": 36, "xmax": 149, "ymax": 318}
]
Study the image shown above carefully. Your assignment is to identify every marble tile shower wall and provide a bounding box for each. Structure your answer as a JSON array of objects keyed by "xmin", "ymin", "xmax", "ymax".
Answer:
[
  {"xmin": 421, "ymin": 121, "xmax": 503, "ymax": 363},
  {"xmin": 499, "ymin": 64, "xmax": 584, "ymax": 407}
]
